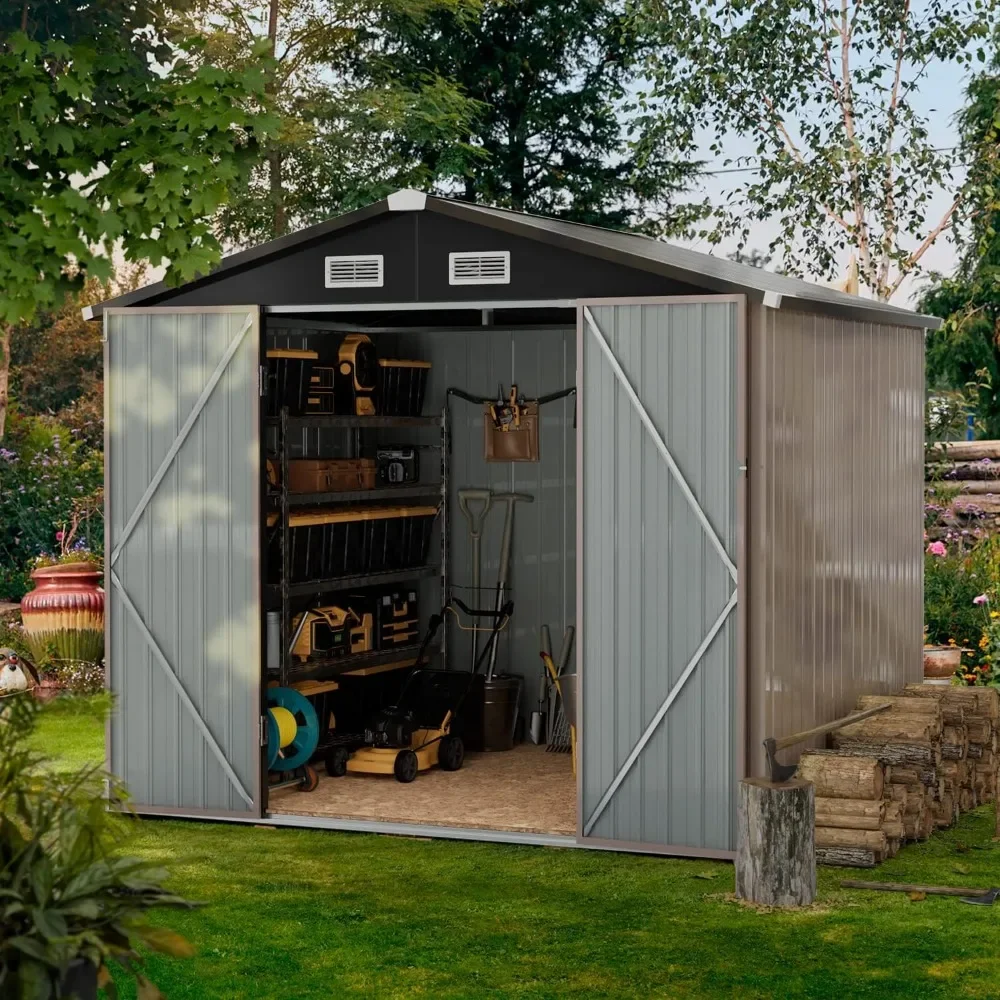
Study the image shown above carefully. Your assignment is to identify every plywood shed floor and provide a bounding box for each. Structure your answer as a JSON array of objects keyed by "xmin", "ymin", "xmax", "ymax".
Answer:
[{"xmin": 269, "ymin": 743, "xmax": 576, "ymax": 835}]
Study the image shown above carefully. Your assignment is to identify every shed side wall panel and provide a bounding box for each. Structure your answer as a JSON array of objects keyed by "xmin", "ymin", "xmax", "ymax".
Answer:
[
  {"xmin": 747, "ymin": 306, "xmax": 924, "ymax": 773},
  {"xmin": 107, "ymin": 310, "xmax": 260, "ymax": 814}
]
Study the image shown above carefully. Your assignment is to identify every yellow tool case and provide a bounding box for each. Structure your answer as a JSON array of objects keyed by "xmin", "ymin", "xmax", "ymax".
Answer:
[{"xmin": 290, "ymin": 605, "xmax": 373, "ymax": 661}]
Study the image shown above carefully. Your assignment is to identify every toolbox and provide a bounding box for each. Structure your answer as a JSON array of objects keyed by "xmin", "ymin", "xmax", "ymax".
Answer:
[
  {"xmin": 265, "ymin": 348, "xmax": 317, "ymax": 417},
  {"xmin": 334, "ymin": 334, "xmax": 379, "ymax": 416},
  {"xmin": 375, "ymin": 589, "xmax": 420, "ymax": 648},
  {"xmin": 290, "ymin": 605, "xmax": 373, "ymax": 661},
  {"xmin": 286, "ymin": 458, "xmax": 377, "ymax": 494},
  {"xmin": 376, "ymin": 446, "xmax": 419, "ymax": 485},
  {"xmin": 377, "ymin": 359, "xmax": 431, "ymax": 416},
  {"xmin": 267, "ymin": 505, "xmax": 439, "ymax": 584}
]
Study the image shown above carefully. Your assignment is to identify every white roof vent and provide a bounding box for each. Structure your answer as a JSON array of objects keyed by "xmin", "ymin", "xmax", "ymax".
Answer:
[
  {"xmin": 325, "ymin": 254, "xmax": 384, "ymax": 288},
  {"xmin": 449, "ymin": 250, "xmax": 510, "ymax": 285}
]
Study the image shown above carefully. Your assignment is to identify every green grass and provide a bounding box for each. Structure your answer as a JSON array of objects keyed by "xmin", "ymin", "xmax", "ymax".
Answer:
[
  {"xmin": 36, "ymin": 698, "xmax": 1000, "ymax": 999},
  {"xmin": 27, "ymin": 694, "xmax": 107, "ymax": 773}
]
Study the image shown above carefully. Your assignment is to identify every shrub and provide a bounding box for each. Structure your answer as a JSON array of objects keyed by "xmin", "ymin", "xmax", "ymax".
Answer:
[
  {"xmin": 0, "ymin": 696, "xmax": 199, "ymax": 996},
  {"xmin": 0, "ymin": 409, "xmax": 103, "ymax": 601}
]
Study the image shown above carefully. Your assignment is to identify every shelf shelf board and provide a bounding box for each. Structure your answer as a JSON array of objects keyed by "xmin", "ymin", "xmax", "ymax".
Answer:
[
  {"xmin": 268, "ymin": 564, "xmax": 438, "ymax": 601},
  {"xmin": 267, "ymin": 414, "xmax": 442, "ymax": 429},
  {"xmin": 284, "ymin": 643, "xmax": 438, "ymax": 683},
  {"xmin": 267, "ymin": 484, "xmax": 442, "ymax": 509}
]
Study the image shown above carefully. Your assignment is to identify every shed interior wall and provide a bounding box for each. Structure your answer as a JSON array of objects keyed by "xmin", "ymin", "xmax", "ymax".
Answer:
[{"xmin": 265, "ymin": 315, "xmax": 578, "ymax": 836}]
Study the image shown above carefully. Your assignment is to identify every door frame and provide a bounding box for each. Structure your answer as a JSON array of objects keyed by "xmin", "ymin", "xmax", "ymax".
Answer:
[
  {"xmin": 574, "ymin": 294, "xmax": 748, "ymax": 857},
  {"xmin": 103, "ymin": 304, "xmax": 264, "ymax": 819}
]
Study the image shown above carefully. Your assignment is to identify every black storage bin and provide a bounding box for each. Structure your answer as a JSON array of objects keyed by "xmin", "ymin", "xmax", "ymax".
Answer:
[
  {"xmin": 265, "ymin": 349, "xmax": 317, "ymax": 417},
  {"xmin": 377, "ymin": 360, "xmax": 431, "ymax": 416},
  {"xmin": 269, "ymin": 505, "xmax": 438, "ymax": 585},
  {"xmin": 367, "ymin": 505, "xmax": 437, "ymax": 573}
]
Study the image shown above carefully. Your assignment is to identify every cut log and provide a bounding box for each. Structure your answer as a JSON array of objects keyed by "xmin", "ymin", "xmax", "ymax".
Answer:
[
  {"xmin": 941, "ymin": 725, "xmax": 969, "ymax": 760},
  {"xmin": 929, "ymin": 439, "xmax": 1000, "ymax": 461},
  {"xmin": 960, "ymin": 787, "xmax": 977, "ymax": 812},
  {"xmin": 882, "ymin": 821, "xmax": 904, "ymax": 841},
  {"xmin": 885, "ymin": 838, "xmax": 901, "ymax": 858},
  {"xmin": 903, "ymin": 684, "xmax": 997, "ymax": 721},
  {"xmin": 888, "ymin": 766, "xmax": 939, "ymax": 787},
  {"xmin": 856, "ymin": 695, "xmax": 941, "ymax": 717},
  {"xmin": 883, "ymin": 801, "xmax": 903, "ymax": 823},
  {"xmin": 816, "ymin": 846, "xmax": 878, "ymax": 868},
  {"xmin": 813, "ymin": 798, "xmax": 885, "ymax": 830},
  {"xmin": 966, "ymin": 719, "xmax": 993, "ymax": 744},
  {"xmin": 933, "ymin": 793, "xmax": 959, "ymax": 827},
  {"xmin": 829, "ymin": 737, "xmax": 937, "ymax": 767},
  {"xmin": 838, "ymin": 715, "xmax": 941, "ymax": 741},
  {"xmin": 797, "ymin": 752, "xmax": 883, "ymax": 800},
  {"xmin": 814, "ymin": 827, "xmax": 888, "ymax": 853},
  {"xmin": 735, "ymin": 779, "xmax": 816, "ymax": 907}
]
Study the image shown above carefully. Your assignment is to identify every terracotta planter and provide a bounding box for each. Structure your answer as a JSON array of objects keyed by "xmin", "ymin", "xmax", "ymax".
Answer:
[
  {"xmin": 20, "ymin": 562, "xmax": 104, "ymax": 665},
  {"xmin": 923, "ymin": 645, "xmax": 962, "ymax": 686}
]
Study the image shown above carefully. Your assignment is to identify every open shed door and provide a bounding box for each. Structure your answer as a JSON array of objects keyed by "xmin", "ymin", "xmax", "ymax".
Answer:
[
  {"xmin": 578, "ymin": 298, "xmax": 744, "ymax": 855},
  {"xmin": 105, "ymin": 307, "xmax": 262, "ymax": 818}
]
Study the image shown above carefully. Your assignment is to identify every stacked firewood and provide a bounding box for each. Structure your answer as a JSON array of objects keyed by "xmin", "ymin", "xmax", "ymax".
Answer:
[
  {"xmin": 794, "ymin": 685, "xmax": 1000, "ymax": 867},
  {"xmin": 926, "ymin": 440, "xmax": 1000, "ymax": 522}
]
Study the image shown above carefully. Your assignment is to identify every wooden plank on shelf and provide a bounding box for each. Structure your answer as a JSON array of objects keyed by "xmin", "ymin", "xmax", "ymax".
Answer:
[{"xmin": 290, "ymin": 679, "xmax": 341, "ymax": 696}]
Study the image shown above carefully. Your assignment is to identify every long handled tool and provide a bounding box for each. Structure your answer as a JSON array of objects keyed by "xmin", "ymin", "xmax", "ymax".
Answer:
[
  {"xmin": 541, "ymin": 651, "xmax": 576, "ymax": 776},
  {"xmin": 457, "ymin": 488, "xmax": 493, "ymax": 669},
  {"xmin": 530, "ymin": 625, "xmax": 552, "ymax": 744},
  {"xmin": 485, "ymin": 491, "xmax": 534, "ymax": 680},
  {"xmin": 841, "ymin": 880, "xmax": 1000, "ymax": 905}
]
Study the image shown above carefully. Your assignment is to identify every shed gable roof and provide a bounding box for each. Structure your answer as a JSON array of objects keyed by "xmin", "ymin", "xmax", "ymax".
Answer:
[{"xmin": 89, "ymin": 191, "xmax": 939, "ymax": 329}]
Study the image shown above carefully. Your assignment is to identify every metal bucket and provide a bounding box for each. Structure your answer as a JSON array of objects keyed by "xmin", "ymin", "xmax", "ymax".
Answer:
[{"xmin": 480, "ymin": 675, "xmax": 522, "ymax": 751}]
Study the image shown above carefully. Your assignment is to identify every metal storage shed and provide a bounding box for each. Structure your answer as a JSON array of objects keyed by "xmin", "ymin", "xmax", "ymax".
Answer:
[{"xmin": 91, "ymin": 189, "xmax": 935, "ymax": 858}]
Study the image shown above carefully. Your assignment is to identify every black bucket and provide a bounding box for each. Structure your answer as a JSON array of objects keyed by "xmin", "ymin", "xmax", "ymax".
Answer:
[{"xmin": 475, "ymin": 675, "xmax": 522, "ymax": 752}]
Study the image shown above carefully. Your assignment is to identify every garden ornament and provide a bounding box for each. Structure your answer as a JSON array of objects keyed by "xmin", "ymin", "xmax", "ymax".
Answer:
[{"xmin": 0, "ymin": 647, "xmax": 39, "ymax": 695}]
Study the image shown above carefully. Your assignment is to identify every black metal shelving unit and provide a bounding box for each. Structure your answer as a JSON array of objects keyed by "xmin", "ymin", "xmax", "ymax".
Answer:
[
  {"xmin": 286, "ymin": 642, "xmax": 434, "ymax": 683},
  {"xmin": 270, "ymin": 408, "xmax": 447, "ymax": 687}
]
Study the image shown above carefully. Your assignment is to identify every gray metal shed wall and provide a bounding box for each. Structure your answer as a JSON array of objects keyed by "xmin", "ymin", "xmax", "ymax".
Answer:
[
  {"xmin": 581, "ymin": 301, "xmax": 739, "ymax": 851},
  {"xmin": 266, "ymin": 320, "xmax": 576, "ymax": 707},
  {"xmin": 106, "ymin": 310, "xmax": 260, "ymax": 814},
  {"xmin": 746, "ymin": 305, "xmax": 924, "ymax": 773}
]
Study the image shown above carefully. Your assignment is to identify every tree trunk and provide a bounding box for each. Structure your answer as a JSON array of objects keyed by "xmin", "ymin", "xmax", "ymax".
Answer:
[
  {"xmin": 267, "ymin": 0, "xmax": 286, "ymax": 238},
  {"xmin": 735, "ymin": 778, "xmax": 816, "ymax": 907},
  {"xmin": 0, "ymin": 322, "xmax": 10, "ymax": 440},
  {"xmin": 797, "ymin": 752, "xmax": 883, "ymax": 799}
]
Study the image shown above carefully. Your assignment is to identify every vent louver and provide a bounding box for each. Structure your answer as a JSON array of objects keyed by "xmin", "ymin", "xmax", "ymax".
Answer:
[
  {"xmin": 324, "ymin": 255, "xmax": 384, "ymax": 288},
  {"xmin": 449, "ymin": 250, "xmax": 511, "ymax": 285}
]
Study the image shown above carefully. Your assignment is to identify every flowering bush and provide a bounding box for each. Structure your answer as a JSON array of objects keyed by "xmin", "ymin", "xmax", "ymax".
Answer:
[
  {"xmin": 51, "ymin": 660, "xmax": 105, "ymax": 696},
  {"xmin": 0, "ymin": 409, "xmax": 103, "ymax": 600}
]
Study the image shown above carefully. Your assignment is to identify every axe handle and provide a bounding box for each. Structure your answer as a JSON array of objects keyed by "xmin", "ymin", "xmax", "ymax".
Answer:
[
  {"xmin": 841, "ymin": 880, "xmax": 992, "ymax": 897},
  {"xmin": 772, "ymin": 702, "xmax": 892, "ymax": 751}
]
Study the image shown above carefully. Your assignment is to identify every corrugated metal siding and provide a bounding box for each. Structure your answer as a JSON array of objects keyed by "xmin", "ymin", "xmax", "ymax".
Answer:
[
  {"xmin": 747, "ymin": 306, "xmax": 924, "ymax": 773},
  {"xmin": 581, "ymin": 301, "xmax": 739, "ymax": 851},
  {"xmin": 266, "ymin": 321, "xmax": 576, "ymax": 709},
  {"xmin": 107, "ymin": 310, "xmax": 260, "ymax": 814}
]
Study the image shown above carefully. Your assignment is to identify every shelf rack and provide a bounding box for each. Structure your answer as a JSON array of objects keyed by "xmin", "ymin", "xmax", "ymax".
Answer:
[
  {"xmin": 286, "ymin": 642, "xmax": 436, "ymax": 683},
  {"xmin": 270, "ymin": 406, "xmax": 447, "ymax": 686}
]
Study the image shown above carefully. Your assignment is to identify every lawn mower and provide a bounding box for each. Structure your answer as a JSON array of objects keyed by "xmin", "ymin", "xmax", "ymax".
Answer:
[{"xmin": 324, "ymin": 597, "xmax": 513, "ymax": 783}]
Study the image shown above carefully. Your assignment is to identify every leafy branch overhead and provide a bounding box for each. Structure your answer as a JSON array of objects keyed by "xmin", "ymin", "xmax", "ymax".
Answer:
[
  {"xmin": 0, "ymin": 2, "xmax": 276, "ymax": 328},
  {"xmin": 634, "ymin": 0, "xmax": 1000, "ymax": 299}
]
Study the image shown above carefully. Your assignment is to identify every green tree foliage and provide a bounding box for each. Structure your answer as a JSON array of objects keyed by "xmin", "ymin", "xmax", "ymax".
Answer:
[
  {"xmin": 182, "ymin": 0, "xmax": 481, "ymax": 246},
  {"xmin": 0, "ymin": 1, "xmax": 273, "ymax": 436},
  {"xmin": 633, "ymin": 0, "xmax": 998, "ymax": 298},
  {"xmin": 364, "ymin": 0, "xmax": 703, "ymax": 234},
  {"xmin": 922, "ymin": 64, "xmax": 1000, "ymax": 437}
]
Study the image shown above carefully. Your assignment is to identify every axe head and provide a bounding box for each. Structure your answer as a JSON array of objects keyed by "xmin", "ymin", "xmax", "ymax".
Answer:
[
  {"xmin": 961, "ymin": 888, "xmax": 1000, "ymax": 905},
  {"xmin": 763, "ymin": 738, "xmax": 798, "ymax": 784}
]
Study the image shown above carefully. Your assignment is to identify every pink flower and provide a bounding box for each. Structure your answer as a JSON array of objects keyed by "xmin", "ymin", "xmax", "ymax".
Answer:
[
  {"xmin": 974, "ymin": 594, "xmax": 989, "ymax": 605},
  {"xmin": 55, "ymin": 531, "xmax": 64, "ymax": 542},
  {"xmin": 927, "ymin": 541, "xmax": 947, "ymax": 557}
]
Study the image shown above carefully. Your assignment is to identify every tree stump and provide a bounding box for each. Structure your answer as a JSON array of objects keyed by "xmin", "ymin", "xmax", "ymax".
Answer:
[{"xmin": 736, "ymin": 778, "xmax": 816, "ymax": 907}]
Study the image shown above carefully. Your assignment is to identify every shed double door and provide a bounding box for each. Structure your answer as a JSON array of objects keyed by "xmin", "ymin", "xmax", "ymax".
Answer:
[
  {"xmin": 578, "ymin": 298, "xmax": 744, "ymax": 855},
  {"xmin": 104, "ymin": 307, "xmax": 263, "ymax": 817}
]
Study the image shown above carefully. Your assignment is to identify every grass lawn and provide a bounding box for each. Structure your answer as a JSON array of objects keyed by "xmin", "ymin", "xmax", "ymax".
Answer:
[{"xmin": 35, "ymin": 697, "xmax": 1000, "ymax": 999}]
